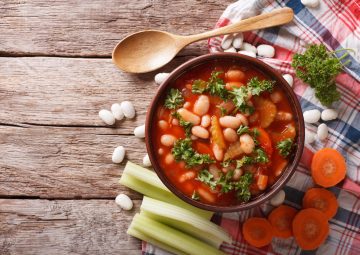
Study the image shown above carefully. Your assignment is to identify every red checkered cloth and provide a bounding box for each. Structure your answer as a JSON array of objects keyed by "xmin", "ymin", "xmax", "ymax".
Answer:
[{"xmin": 143, "ymin": 0, "xmax": 360, "ymax": 254}]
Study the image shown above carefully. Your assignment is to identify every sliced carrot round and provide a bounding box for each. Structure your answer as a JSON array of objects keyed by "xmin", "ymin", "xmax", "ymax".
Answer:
[
  {"xmin": 303, "ymin": 188, "xmax": 338, "ymax": 220},
  {"xmin": 311, "ymin": 148, "xmax": 346, "ymax": 188},
  {"xmin": 268, "ymin": 205, "xmax": 297, "ymax": 238},
  {"xmin": 242, "ymin": 217, "xmax": 273, "ymax": 247},
  {"xmin": 292, "ymin": 208, "xmax": 329, "ymax": 250}
]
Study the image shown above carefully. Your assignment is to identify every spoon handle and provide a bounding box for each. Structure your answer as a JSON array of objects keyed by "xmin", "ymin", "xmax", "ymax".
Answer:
[{"xmin": 182, "ymin": 7, "xmax": 294, "ymax": 44}]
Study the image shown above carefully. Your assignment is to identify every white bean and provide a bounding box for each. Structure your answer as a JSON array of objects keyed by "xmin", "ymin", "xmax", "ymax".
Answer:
[
  {"xmin": 112, "ymin": 146, "xmax": 125, "ymax": 163},
  {"xmin": 191, "ymin": 126, "xmax": 209, "ymax": 139},
  {"xmin": 178, "ymin": 171, "xmax": 196, "ymax": 183},
  {"xmin": 143, "ymin": 154, "xmax": 152, "ymax": 167},
  {"xmin": 321, "ymin": 109, "xmax": 338, "ymax": 121},
  {"xmin": 257, "ymin": 44, "xmax": 275, "ymax": 58},
  {"xmin": 154, "ymin": 72, "xmax": 170, "ymax": 85},
  {"xmin": 270, "ymin": 190, "xmax": 285, "ymax": 207},
  {"xmin": 239, "ymin": 134, "xmax": 255, "ymax": 154},
  {"xmin": 111, "ymin": 103, "xmax": 124, "ymax": 120},
  {"xmin": 99, "ymin": 109, "xmax": 115, "ymax": 125},
  {"xmin": 177, "ymin": 108, "xmax": 200, "ymax": 125},
  {"xmin": 158, "ymin": 148, "xmax": 164, "ymax": 155},
  {"xmin": 115, "ymin": 194, "xmax": 133, "ymax": 210},
  {"xmin": 183, "ymin": 102, "xmax": 191, "ymax": 109},
  {"xmin": 232, "ymin": 169, "xmax": 243, "ymax": 181},
  {"xmin": 303, "ymin": 109, "xmax": 321, "ymax": 123},
  {"xmin": 282, "ymin": 74, "xmax": 294, "ymax": 87},
  {"xmin": 221, "ymin": 34, "xmax": 234, "ymax": 50},
  {"xmin": 209, "ymin": 164, "xmax": 221, "ymax": 180},
  {"xmin": 232, "ymin": 33, "xmax": 244, "ymax": 49},
  {"xmin": 158, "ymin": 120, "xmax": 169, "ymax": 130},
  {"xmin": 270, "ymin": 91, "xmax": 283, "ymax": 103},
  {"xmin": 120, "ymin": 101, "xmax": 136, "ymax": 119},
  {"xmin": 223, "ymin": 128, "xmax": 238, "ymax": 142},
  {"xmin": 201, "ymin": 115, "xmax": 211, "ymax": 128},
  {"xmin": 212, "ymin": 144, "xmax": 224, "ymax": 161},
  {"xmin": 317, "ymin": 123, "xmax": 328, "ymax": 140},
  {"xmin": 241, "ymin": 42, "xmax": 257, "ymax": 54},
  {"xmin": 305, "ymin": 129, "xmax": 316, "ymax": 144},
  {"xmin": 235, "ymin": 113, "xmax": 248, "ymax": 126},
  {"xmin": 193, "ymin": 95, "xmax": 210, "ymax": 116},
  {"xmin": 238, "ymin": 50, "xmax": 256, "ymax": 58},
  {"xmin": 276, "ymin": 111, "xmax": 293, "ymax": 121},
  {"xmin": 172, "ymin": 118, "xmax": 179, "ymax": 126},
  {"xmin": 301, "ymin": 0, "xmax": 320, "ymax": 8},
  {"xmin": 165, "ymin": 153, "xmax": 175, "ymax": 164},
  {"xmin": 224, "ymin": 47, "xmax": 237, "ymax": 53},
  {"xmin": 134, "ymin": 124, "xmax": 145, "ymax": 138},
  {"xmin": 160, "ymin": 134, "xmax": 176, "ymax": 147},
  {"xmin": 219, "ymin": 116, "xmax": 241, "ymax": 129},
  {"xmin": 191, "ymin": 135, "xmax": 198, "ymax": 140}
]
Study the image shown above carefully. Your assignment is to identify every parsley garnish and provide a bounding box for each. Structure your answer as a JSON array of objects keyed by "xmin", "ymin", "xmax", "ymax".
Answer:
[
  {"xmin": 247, "ymin": 77, "xmax": 275, "ymax": 96},
  {"xmin": 172, "ymin": 112, "xmax": 193, "ymax": 137},
  {"xmin": 172, "ymin": 138, "xmax": 214, "ymax": 167},
  {"xmin": 164, "ymin": 89, "xmax": 184, "ymax": 109},
  {"xmin": 191, "ymin": 71, "xmax": 229, "ymax": 100},
  {"xmin": 254, "ymin": 148, "xmax": 269, "ymax": 163},
  {"xmin": 236, "ymin": 156, "xmax": 253, "ymax": 168},
  {"xmin": 196, "ymin": 170, "xmax": 217, "ymax": 190},
  {"xmin": 217, "ymin": 171, "xmax": 235, "ymax": 193},
  {"xmin": 234, "ymin": 172, "xmax": 253, "ymax": 202},
  {"xmin": 191, "ymin": 191, "xmax": 200, "ymax": 200},
  {"xmin": 276, "ymin": 138, "xmax": 294, "ymax": 157},
  {"xmin": 192, "ymin": 80, "xmax": 207, "ymax": 94},
  {"xmin": 237, "ymin": 125, "xmax": 250, "ymax": 135},
  {"xmin": 292, "ymin": 44, "xmax": 350, "ymax": 106},
  {"xmin": 217, "ymin": 105, "xmax": 227, "ymax": 116}
]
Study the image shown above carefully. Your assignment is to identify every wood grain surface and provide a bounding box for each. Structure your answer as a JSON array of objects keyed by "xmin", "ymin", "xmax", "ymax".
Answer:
[{"xmin": 0, "ymin": 0, "xmax": 231, "ymax": 254}]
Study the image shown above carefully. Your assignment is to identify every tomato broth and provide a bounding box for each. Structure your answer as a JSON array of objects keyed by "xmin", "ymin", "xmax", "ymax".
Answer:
[{"xmin": 153, "ymin": 60, "xmax": 296, "ymax": 206}]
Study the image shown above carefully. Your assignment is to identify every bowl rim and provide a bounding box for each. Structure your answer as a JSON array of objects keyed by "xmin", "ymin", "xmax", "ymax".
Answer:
[{"xmin": 145, "ymin": 53, "xmax": 305, "ymax": 212}]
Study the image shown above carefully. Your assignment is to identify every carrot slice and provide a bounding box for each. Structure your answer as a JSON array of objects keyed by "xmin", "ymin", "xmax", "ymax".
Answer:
[
  {"xmin": 311, "ymin": 148, "xmax": 346, "ymax": 188},
  {"xmin": 242, "ymin": 217, "xmax": 273, "ymax": 247},
  {"xmin": 253, "ymin": 97, "xmax": 277, "ymax": 128},
  {"xmin": 255, "ymin": 127, "xmax": 273, "ymax": 156},
  {"xmin": 292, "ymin": 208, "xmax": 329, "ymax": 250},
  {"xmin": 210, "ymin": 116, "xmax": 226, "ymax": 150},
  {"xmin": 303, "ymin": 188, "xmax": 338, "ymax": 220},
  {"xmin": 224, "ymin": 141, "xmax": 243, "ymax": 160},
  {"xmin": 268, "ymin": 205, "xmax": 297, "ymax": 238},
  {"xmin": 257, "ymin": 174, "xmax": 268, "ymax": 191}
]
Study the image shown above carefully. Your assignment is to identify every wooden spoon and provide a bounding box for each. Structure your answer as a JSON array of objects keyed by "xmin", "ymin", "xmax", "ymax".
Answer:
[{"xmin": 112, "ymin": 7, "xmax": 294, "ymax": 73}]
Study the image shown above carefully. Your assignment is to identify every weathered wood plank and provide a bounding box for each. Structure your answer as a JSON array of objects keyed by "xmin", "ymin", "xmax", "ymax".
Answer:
[
  {"xmin": 0, "ymin": 0, "xmax": 230, "ymax": 56},
  {"xmin": 0, "ymin": 56, "xmax": 195, "ymax": 130},
  {"xmin": 0, "ymin": 126, "xmax": 148, "ymax": 198},
  {"xmin": 0, "ymin": 199, "xmax": 141, "ymax": 255}
]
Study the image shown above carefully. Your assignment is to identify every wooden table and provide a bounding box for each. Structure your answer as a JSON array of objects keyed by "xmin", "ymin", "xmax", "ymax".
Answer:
[{"xmin": 0, "ymin": 1, "xmax": 232, "ymax": 254}]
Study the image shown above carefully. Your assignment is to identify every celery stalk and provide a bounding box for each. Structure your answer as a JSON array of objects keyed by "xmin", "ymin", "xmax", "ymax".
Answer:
[
  {"xmin": 127, "ymin": 224, "xmax": 187, "ymax": 255},
  {"xmin": 131, "ymin": 213, "xmax": 227, "ymax": 255},
  {"xmin": 119, "ymin": 161, "xmax": 213, "ymax": 219},
  {"xmin": 141, "ymin": 196, "xmax": 232, "ymax": 246}
]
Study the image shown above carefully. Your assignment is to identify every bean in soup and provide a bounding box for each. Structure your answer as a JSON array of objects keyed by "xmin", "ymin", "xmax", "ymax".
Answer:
[{"xmin": 153, "ymin": 62, "xmax": 296, "ymax": 206}]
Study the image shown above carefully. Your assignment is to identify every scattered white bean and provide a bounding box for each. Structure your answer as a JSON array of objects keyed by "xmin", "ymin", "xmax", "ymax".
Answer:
[
  {"xmin": 191, "ymin": 126, "xmax": 209, "ymax": 139},
  {"xmin": 154, "ymin": 73, "xmax": 170, "ymax": 85},
  {"xmin": 201, "ymin": 115, "xmax": 211, "ymax": 128},
  {"xmin": 239, "ymin": 134, "xmax": 255, "ymax": 154},
  {"xmin": 221, "ymin": 34, "xmax": 234, "ymax": 50},
  {"xmin": 282, "ymin": 74, "xmax": 294, "ymax": 87},
  {"xmin": 177, "ymin": 108, "xmax": 201, "ymax": 125},
  {"xmin": 321, "ymin": 109, "xmax": 338, "ymax": 121},
  {"xmin": 219, "ymin": 116, "xmax": 241, "ymax": 129},
  {"xmin": 223, "ymin": 128, "xmax": 238, "ymax": 143},
  {"xmin": 317, "ymin": 123, "xmax": 329, "ymax": 140},
  {"xmin": 232, "ymin": 169, "xmax": 243, "ymax": 181},
  {"xmin": 257, "ymin": 44, "xmax": 275, "ymax": 58},
  {"xmin": 111, "ymin": 103, "xmax": 124, "ymax": 120},
  {"xmin": 305, "ymin": 129, "xmax": 316, "ymax": 144},
  {"xmin": 235, "ymin": 113, "xmax": 248, "ymax": 126},
  {"xmin": 158, "ymin": 120, "xmax": 169, "ymax": 130},
  {"xmin": 165, "ymin": 153, "xmax": 175, "ymax": 164},
  {"xmin": 224, "ymin": 47, "xmax": 237, "ymax": 53},
  {"xmin": 193, "ymin": 95, "xmax": 210, "ymax": 116},
  {"xmin": 134, "ymin": 124, "xmax": 145, "ymax": 138},
  {"xmin": 232, "ymin": 33, "xmax": 244, "ymax": 49},
  {"xmin": 120, "ymin": 101, "xmax": 136, "ymax": 119},
  {"xmin": 115, "ymin": 194, "xmax": 133, "ymax": 210},
  {"xmin": 238, "ymin": 50, "xmax": 256, "ymax": 58},
  {"xmin": 303, "ymin": 109, "xmax": 321, "ymax": 123},
  {"xmin": 301, "ymin": 0, "xmax": 320, "ymax": 8},
  {"xmin": 112, "ymin": 146, "xmax": 125, "ymax": 163},
  {"xmin": 160, "ymin": 134, "xmax": 176, "ymax": 147},
  {"xmin": 241, "ymin": 42, "xmax": 257, "ymax": 54},
  {"xmin": 99, "ymin": 109, "xmax": 116, "ymax": 125},
  {"xmin": 143, "ymin": 154, "xmax": 152, "ymax": 167},
  {"xmin": 270, "ymin": 190, "xmax": 285, "ymax": 207}
]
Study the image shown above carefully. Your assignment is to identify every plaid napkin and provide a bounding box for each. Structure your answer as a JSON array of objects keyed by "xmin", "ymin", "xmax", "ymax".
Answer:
[{"xmin": 143, "ymin": 0, "xmax": 360, "ymax": 254}]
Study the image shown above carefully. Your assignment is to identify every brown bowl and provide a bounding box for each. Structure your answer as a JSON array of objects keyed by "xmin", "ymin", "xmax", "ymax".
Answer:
[{"xmin": 145, "ymin": 53, "xmax": 304, "ymax": 212}]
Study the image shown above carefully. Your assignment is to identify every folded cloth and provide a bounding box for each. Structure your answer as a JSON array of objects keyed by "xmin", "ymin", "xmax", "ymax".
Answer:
[{"xmin": 143, "ymin": 1, "xmax": 360, "ymax": 254}]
